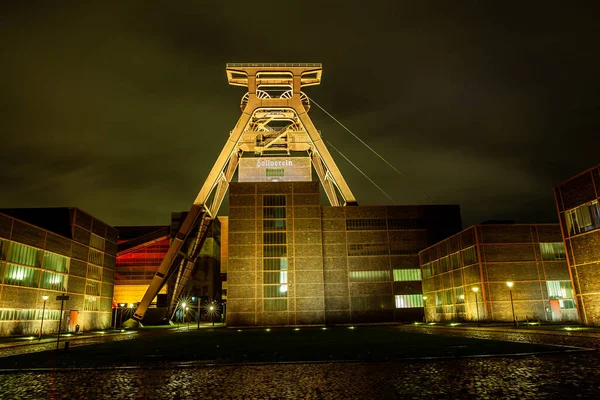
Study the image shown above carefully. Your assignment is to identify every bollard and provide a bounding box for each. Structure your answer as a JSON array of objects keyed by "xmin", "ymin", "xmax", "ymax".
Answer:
[{"xmin": 64, "ymin": 341, "xmax": 70, "ymax": 352}]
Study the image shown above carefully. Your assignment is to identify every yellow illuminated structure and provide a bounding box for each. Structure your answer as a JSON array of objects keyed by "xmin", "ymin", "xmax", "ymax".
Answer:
[{"xmin": 134, "ymin": 63, "xmax": 357, "ymax": 321}]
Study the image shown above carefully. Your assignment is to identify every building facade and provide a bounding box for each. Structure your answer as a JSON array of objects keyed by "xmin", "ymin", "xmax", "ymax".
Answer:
[
  {"xmin": 420, "ymin": 223, "xmax": 577, "ymax": 323},
  {"xmin": 554, "ymin": 163, "xmax": 600, "ymax": 325},
  {"xmin": 226, "ymin": 181, "xmax": 461, "ymax": 327},
  {"xmin": 0, "ymin": 208, "xmax": 117, "ymax": 336},
  {"xmin": 114, "ymin": 226, "xmax": 170, "ymax": 306}
]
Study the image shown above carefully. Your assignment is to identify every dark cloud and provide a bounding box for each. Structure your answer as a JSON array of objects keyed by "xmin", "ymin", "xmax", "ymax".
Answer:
[{"xmin": 1, "ymin": 1, "xmax": 599, "ymax": 227}]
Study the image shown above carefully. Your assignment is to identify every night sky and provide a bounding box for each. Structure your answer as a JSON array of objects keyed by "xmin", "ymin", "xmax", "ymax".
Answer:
[{"xmin": 2, "ymin": 2, "xmax": 599, "ymax": 228}]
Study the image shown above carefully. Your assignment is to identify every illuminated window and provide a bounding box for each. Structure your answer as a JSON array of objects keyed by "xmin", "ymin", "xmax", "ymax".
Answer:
[
  {"xmin": 264, "ymin": 258, "xmax": 287, "ymax": 271},
  {"xmin": 42, "ymin": 251, "xmax": 69, "ymax": 273},
  {"xmin": 3, "ymin": 264, "xmax": 40, "ymax": 288},
  {"xmin": 40, "ymin": 271, "xmax": 67, "ymax": 291},
  {"xmin": 449, "ymin": 253, "xmax": 461, "ymax": 269},
  {"xmin": 431, "ymin": 260, "xmax": 440, "ymax": 275},
  {"xmin": 263, "ymin": 208, "xmax": 286, "ymax": 219},
  {"xmin": 454, "ymin": 287, "xmax": 465, "ymax": 304},
  {"xmin": 266, "ymin": 168, "xmax": 284, "ymax": 177},
  {"xmin": 0, "ymin": 309, "xmax": 61, "ymax": 321},
  {"xmin": 349, "ymin": 270, "xmax": 390, "ymax": 282},
  {"xmin": 350, "ymin": 296, "xmax": 394, "ymax": 310},
  {"xmin": 264, "ymin": 271, "xmax": 287, "ymax": 285},
  {"xmin": 7, "ymin": 242, "xmax": 42, "ymax": 267},
  {"xmin": 264, "ymin": 246, "xmax": 286, "ymax": 257},
  {"xmin": 539, "ymin": 243, "xmax": 566, "ymax": 261},
  {"xmin": 264, "ymin": 299, "xmax": 287, "ymax": 311},
  {"xmin": 395, "ymin": 294, "xmax": 423, "ymax": 308},
  {"xmin": 392, "ymin": 269, "xmax": 421, "ymax": 281},
  {"xmin": 263, "ymin": 195, "xmax": 286, "ymax": 207},
  {"xmin": 566, "ymin": 200, "xmax": 600, "ymax": 236},
  {"xmin": 547, "ymin": 280, "xmax": 574, "ymax": 299},
  {"xmin": 439, "ymin": 256, "xmax": 450, "ymax": 273},
  {"xmin": 84, "ymin": 295, "xmax": 99, "ymax": 311}
]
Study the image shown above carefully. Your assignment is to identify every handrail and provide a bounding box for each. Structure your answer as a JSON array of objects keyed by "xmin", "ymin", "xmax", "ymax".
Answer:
[{"xmin": 227, "ymin": 63, "xmax": 321, "ymax": 68}]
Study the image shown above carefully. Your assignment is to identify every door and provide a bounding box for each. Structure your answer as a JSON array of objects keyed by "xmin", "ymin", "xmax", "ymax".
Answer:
[
  {"xmin": 69, "ymin": 310, "xmax": 79, "ymax": 332},
  {"xmin": 549, "ymin": 300, "xmax": 562, "ymax": 322}
]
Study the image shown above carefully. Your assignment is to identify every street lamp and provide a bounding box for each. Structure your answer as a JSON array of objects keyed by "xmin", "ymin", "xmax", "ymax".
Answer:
[
  {"xmin": 209, "ymin": 305, "xmax": 215, "ymax": 326},
  {"xmin": 472, "ymin": 287, "xmax": 480, "ymax": 327},
  {"xmin": 118, "ymin": 303, "xmax": 126, "ymax": 327},
  {"xmin": 180, "ymin": 302, "xmax": 187, "ymax": 329},
  {"xmin": 39, "ymin": 295, "xmax": 49, "ymax": 340},
  {"xmin": 185, "ymin": 306, "xmax": 190, "ymax": 330},
  {"xmin": 506, "ymin": 281, "xmax": 516, "ymax": 326},
  {"xmin": 422, "ymin": 296, "xmax": 428, "ymax": 323}
]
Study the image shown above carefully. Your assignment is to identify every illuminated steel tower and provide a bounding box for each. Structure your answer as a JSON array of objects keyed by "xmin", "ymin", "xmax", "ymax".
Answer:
[{"xmin": 133, "ymin": 63, "xmax": 357, "ymax": 321}]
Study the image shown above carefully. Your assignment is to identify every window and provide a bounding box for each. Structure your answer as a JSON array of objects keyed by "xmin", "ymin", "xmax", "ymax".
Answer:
[
  {"xmin": 42, "ymin": 251, "xmax": 70, "ymax": 273},
  {"xmin": 87, "ymin": 264, "xmax": 103, "ymax": 280},
  {"xmin": 388, "ymin": 219, "xmax": 425, "ymax": 230},
  {"xmin": 443, "ymin": 289, "xmax": 453, "ymax": 313},
  {"xmin": 7, "ymin": 242, "xmax": 42, "ymax": 267},
  {"xmin": 89, "ymin": 249, "xmax": 103, "ymax": 266},
  {"xmin": 389, "ymin": 243, "xmax": 420, "ymax": 255},
  {"xmin": 263, "ymin": 208, "xmax": 286, "ymax": 219},
  {"xmin": 435, "ymin": 291, "xmax": 443, "ymax": 313},
  {"xmin": 264, "ymin": 271, "xmax": 287, "ymax": 285},
  {"xmin": 40, "ymin": 271, "xmax": 67, "ymax": 291},
  {"xmin": 264, "ymin": 299, "xmax": 287, "ymax": 311},
  {"xmin": 462, "ymin": 246, "xmax": 478, "ymax": 266},
  {"xmin": 263, "ymin": 232, "xmax": 286, "ymax": 245},
  {"xmin": 264, "ymin": 258, "xmax": 287, "ymax": 271},
  {"xmin": 84, "ymin": 295, "xmax": 99, "ymax": 311},
  {"xmin": 264, "ymin": 246, "xmax": 287, "ymax": 257},
  {"xmin": 89, "ymin": 234, "xmax": 105, "ymax": 251},
  {"xmin": 547, "ymin": 280, "xmax": 574, "ymax": 299},
  {"xmin": 347, "ymin": 243, "xmax": 389, "ymax": 256},
  {"xmin": 349, "ymin": 270, "xmax": 390, "ymax": 282},
  {"xmin": 3, "ymin": 264, "xmax": 40, "ymax": 288},
  {"xmin": 395, "ymin": 294, "xmax": 423, "ymax": 308},
  {"xmin": 431, "ymin": 260, "xmax": 440, "ymax": 275},
  {"xmin": 566, "ymin": 200, "xmax": 600, "ymax": 236},
  {"xmin": 449, "ymin": 253, "xmax": 461, "ymax": 270},
  {"xmin": 0, "ymin": 309, "xmax": 61, "ymax": 321},
  {"xmin": 421, "ymin": 263, "xmax": 431, "ymax": 279},
  {"xmin": 266, "ymin": 168, "xmax": 284, "ymax": 177},
  {"xmin": 263, "ymin": 219, "xmax": 286, "ymax": 231},
  {"xmin": 346, "ymin": 219, "xmax": 387, "ymax": 231},
  {"xmin": 263, "ymin": 195, "xmax": 286, "ymax": 207},
  {"xmin": 350, "ymin": 296, "xmax": 394, "ymax": 310},
  {"xmin": 85, "ymin": 280, "xmax": 101, "ymax": 296},
  {"xmin": 439, "ymin": 256, "xmax": 450, "ymax": 273},
  {"xmin": 539, "ymin": 243, "xmax": 566, "ymax": 261},
  {"xmin": 0, "ymin": 239, "xmax": 9, "ymax": 260},
  {"xmin": 393, "ymin": 269, "xmax": 421, "ymax": 281},
  {"xmin": 454, "ymin": 287, "xmax": 465, "ymax": 304}
]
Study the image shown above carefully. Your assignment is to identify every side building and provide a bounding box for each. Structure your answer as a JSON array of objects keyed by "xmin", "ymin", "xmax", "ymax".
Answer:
[
  {"xmin": 554, "ymin": 163, "xmax": 600, "ymax": 325},
  {"xmin": 419, "ymin": 223, "xmax": 577, "ymax": 324},
  {"xmin": 0, "ymin": 208, "xmax": 117, "ymax": 336},
  {"xmin": 227, "ymin": 181, "xmax": 461, "ymax": 327}
]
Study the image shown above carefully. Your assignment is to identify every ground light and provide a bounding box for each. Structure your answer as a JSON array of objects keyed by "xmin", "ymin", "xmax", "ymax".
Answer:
[
  {"xmin": 348, "ymin": 326, "xmax": 355, "ymax": 330},
  {"xmin": 237, "ymin": 329, "xmax": 242, "ymax": 332},
  {"xmin": 321, "ymin": 327, "xmax": 327, "ymax": 330},
  {"xmin": 265, "ymin": 328, "xmax": 271, "ymax": 332},
  {"xmin": 294, "ymin": 328, "xmax": 300, "ymax": 331},
  {"xmin": 450, "ymin": 323, "xmax": 460, "ymax": 326}
]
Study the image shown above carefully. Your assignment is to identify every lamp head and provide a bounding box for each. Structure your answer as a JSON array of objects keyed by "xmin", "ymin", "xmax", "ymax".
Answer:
[
  {"xmin": 181, "ymin": 302, "xmax": 187, "ymax": 308},
  {"xmin": 472, "ymin": 287, "xmax": 479, "ymax": 293},
  {"xmin": 42, "ymin": 295, "xmax": 49, "ymax": 301},
  {"xmin": 506, "ymin": 281, "xmax": 514, "ymax": 288}
]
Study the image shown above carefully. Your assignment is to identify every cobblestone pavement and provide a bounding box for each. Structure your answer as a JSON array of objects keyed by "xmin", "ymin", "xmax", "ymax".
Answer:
[
  {"xmin": 2, "ymin": 327, "xmax": 599, "ymax": 399},
  {"xmin": 1, "ymin": 352, "xmax": 600, "ymax": 399},
  {"xmin": 394, "ymin": 325, "xmax": 600, "ymax": 350}
]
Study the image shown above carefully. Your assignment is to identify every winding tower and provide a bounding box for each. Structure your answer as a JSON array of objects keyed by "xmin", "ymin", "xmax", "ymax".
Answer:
[{"xmin": 133, "ymin": 63, "xmax": 357, "ymax": 321}]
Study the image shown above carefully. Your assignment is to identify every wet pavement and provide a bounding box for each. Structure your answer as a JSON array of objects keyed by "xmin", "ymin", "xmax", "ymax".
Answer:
[{"xmin": 1, "ymin": 326, "xmax": 599, "ymax": 399}]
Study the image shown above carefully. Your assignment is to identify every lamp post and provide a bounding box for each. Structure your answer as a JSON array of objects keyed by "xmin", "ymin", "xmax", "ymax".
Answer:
[
  {"xmin": 422, "ymin": 296, "xmax": 428, "ymax": 323},
  {"xmin": 118, "ymin": 303, "xmax": 126, "ymax": 327},
  {"xmin": 209, "ymin": 305, "xmax": 215, "ymax": 326},
  {"xmin": 39, "ymin": 295, "xmax": 49, "ymax": 340},
  {"xmin": 180, "ymin": 302, "xmax": 186, "ymax": 330},
  {"xmin": 472, "ymin": 287, "xmax": 480, "ymax": 327},
  {"xmin": 185, "ymin": 306, "xmax": 189, "ymax": 330},
  {"xmin": 507, "ymin": 281, "xmax": 516, "ymax": 326}
]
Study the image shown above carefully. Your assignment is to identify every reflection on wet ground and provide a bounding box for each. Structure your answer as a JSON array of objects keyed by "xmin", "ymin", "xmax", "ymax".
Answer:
[{"xmin": 1, "ymin": 326, "xmax": 599, "ymax": 399}]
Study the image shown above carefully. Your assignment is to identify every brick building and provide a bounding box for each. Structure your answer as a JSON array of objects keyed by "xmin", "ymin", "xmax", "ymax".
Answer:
[
  {"xmin": 554, "ymin": 163, "xmax": 600, "ymax": 325},
  {"xmin": 0, "ymin": 208, "xmax": 117, "ymax": 336},
  {"xmin": 419, "ymin": 223, "xmax": 577, "ymax": 323},
  {"xmin": 226, "ymin": 181, "xmax": 461, "ymax": 327}
]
